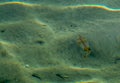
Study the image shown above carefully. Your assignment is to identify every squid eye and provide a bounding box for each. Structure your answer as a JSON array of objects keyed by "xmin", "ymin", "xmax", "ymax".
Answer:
[
  {"xmin": 84, "ymin": 47, "xmax": 91, "ymax": 51},
  {"xmin": 88, "ymin": 47, "xmax": 91, "ymax": 51}
]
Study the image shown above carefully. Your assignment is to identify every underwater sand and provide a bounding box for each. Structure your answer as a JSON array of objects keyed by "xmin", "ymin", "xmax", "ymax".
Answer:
[{"xmin": 0, "ymin": 1, "xmax": 120, "ymax": 83}]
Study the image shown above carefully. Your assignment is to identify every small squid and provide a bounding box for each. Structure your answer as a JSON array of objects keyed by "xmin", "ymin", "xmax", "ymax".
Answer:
[{"xmin": 77, "ymin": 35, "xmax": 91, "ymax": 58}]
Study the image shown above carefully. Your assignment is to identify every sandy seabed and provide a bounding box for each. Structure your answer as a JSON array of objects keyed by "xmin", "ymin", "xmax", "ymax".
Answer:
[{"xmin": 0, "ymin": 1, "xmax": 120, "ymax": 83}]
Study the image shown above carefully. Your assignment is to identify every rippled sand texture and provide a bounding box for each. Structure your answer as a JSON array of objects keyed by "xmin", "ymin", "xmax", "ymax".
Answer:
[{"xmin": 0, "ymin": 2, "xmax": 120, "ymax": 83}]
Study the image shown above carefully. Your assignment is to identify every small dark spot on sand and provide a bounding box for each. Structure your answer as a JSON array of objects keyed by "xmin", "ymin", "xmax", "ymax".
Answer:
[
  {"xmin": 32, "ymin": 74, "xmax": 41, "ymax": 80},
  {"xmin": 70, "ymin": 24, "xmax": 77, "ymax": 27},
  {"xmin": 56, "ymin": 74, "xmax": 64, "ymax": 79},
  {"xmin": 114, "ymin": 57, "xmax": 120, "ymax": 64},
  {"xmin": 0, "ymin": 30, "xmax": 5, "ymax": 33},
  {"xmin": 70, "ymin": 25, "xmax": 73, "ymax": 27},
  {"xmin": 35, "ymin": 40, "xmax": 45, "ymax": 45}
]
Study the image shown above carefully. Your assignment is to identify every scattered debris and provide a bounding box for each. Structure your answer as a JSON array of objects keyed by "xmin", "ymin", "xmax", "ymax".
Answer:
[
  {"xmin": 32, "ymin": 74, "xmax": 41, "ymax": 80},
  {"xmin": 56, "ymin": 73, "xmax": 68, "ymax": 79}
]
